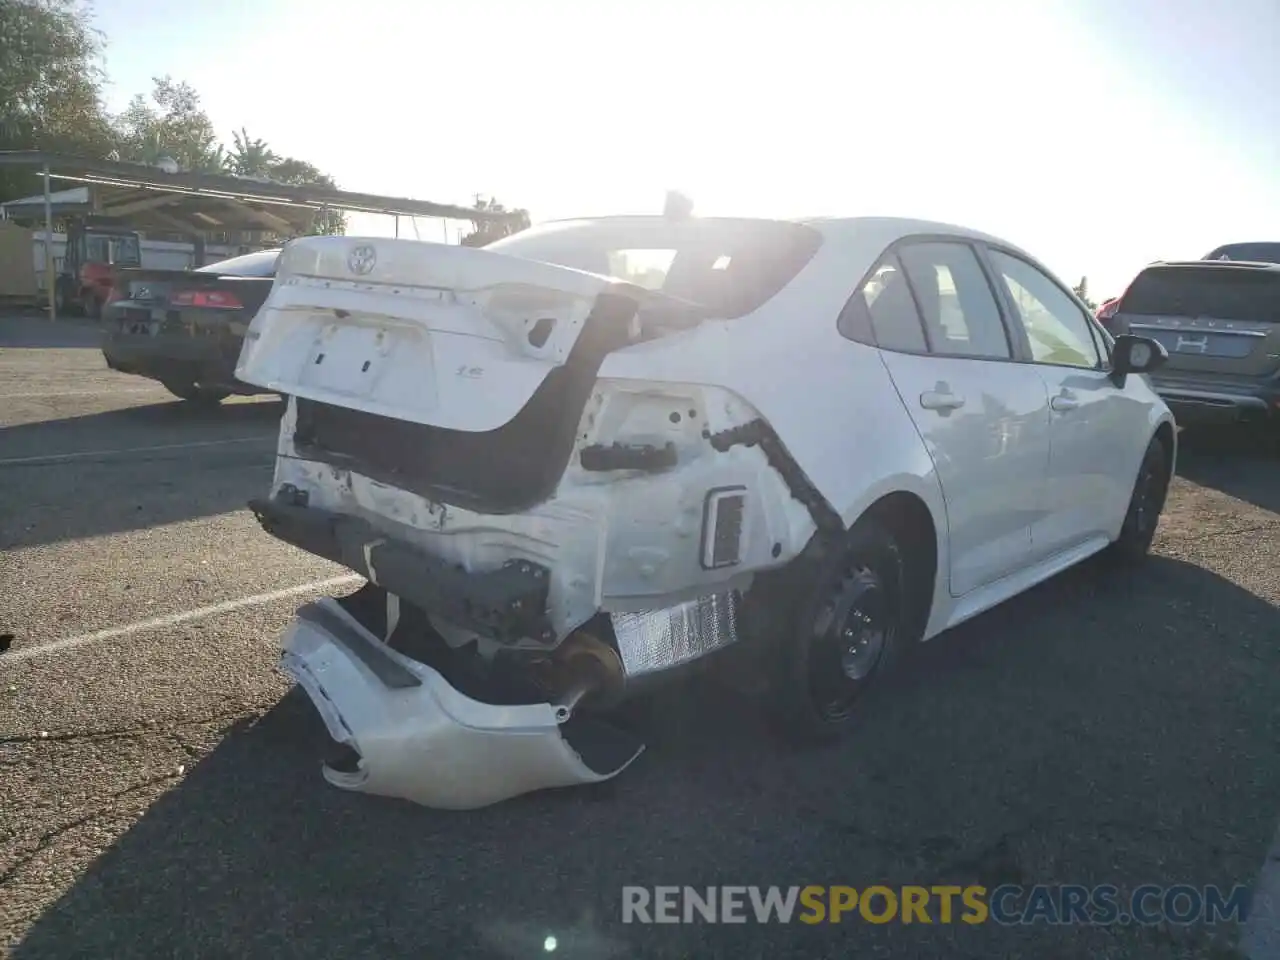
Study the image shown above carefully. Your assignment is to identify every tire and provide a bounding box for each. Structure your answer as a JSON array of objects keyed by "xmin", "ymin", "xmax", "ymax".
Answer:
[
  {"xmin": 1105, "ymin": 436, "xmax": 1170, "ymax": 563},
  {"xmin": 769, "ymin": 517, "xmax": 914, "ymax": 744},
  {"xmin": 161, "ymin": 380, "xmax": 230, "ymax": 406}
]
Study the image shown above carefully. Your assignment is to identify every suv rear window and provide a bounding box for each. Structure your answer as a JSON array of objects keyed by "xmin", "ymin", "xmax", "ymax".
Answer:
[
  {"xmin": 1119, "ymin": 266, "xmax": 1280, "ymax": 323},
  {"xmin": 484, "ymin": 218, "xmax": 822, "ymax": 319},
  {"xmin": 1203, "ymin": 243, "xmax": 1280, "ymax": 265}
]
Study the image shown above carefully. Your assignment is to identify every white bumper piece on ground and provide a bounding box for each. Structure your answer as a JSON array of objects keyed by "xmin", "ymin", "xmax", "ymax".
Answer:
[{"xmin": 279, "ymin": 597, "xmax": 644, "ymax": 810}]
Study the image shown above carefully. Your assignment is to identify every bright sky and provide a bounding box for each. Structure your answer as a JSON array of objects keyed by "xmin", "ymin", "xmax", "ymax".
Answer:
[{"xmin": 92, "ymin": 0, "xmax": 1278, "ymax": 299}]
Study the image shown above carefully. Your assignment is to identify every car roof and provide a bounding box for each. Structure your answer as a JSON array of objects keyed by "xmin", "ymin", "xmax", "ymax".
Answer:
[
  {"xmin": 533, "ymin": 214, "xmax": 1032, "ymax": 261},
  {"xmin": 799, "ymin": 214, "xmax": 1030, "ymax": 255}
]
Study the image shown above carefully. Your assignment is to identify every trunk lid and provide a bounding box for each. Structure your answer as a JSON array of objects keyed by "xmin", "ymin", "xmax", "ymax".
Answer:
[
  {"xmin": 236, "ymin": 236, "xmax": 640, "ymax": 433},
  {"xmin": 1111, "ymin": 263, "xmax": 1280, "ymax": 379}
]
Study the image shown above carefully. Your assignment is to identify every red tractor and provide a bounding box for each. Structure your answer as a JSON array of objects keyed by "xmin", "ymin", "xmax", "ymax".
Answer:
[{"xmin": 54, "ymin": 216, "xmax": 142, "ymax": 319}]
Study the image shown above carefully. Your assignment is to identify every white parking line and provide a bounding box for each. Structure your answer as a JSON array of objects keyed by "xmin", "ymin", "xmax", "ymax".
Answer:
[
  {"xmin": 0, "ymin": 388, "xmax": 160, "ymax": 399},
  {"xmin": 2, "ymin": 574, "xmax": 363, "ymax": 664},
  {"xmin": 0, "ymin": 436, "xmax": 273, "ymax": 466}
]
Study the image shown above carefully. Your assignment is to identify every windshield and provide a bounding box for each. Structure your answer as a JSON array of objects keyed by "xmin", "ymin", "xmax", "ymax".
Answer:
[
  {"xmin": 111, "ymin": 234, "xmax": 141, "ymax": 267},
  {"xmin": 1121, "ymin": 266, "xmax": 1280, "ymax": 323},
  {"xmin": 484, "ymin": 218, "xmax": 822, "ymax": 318},
  {"xmin": 1203, "ymin": 243, "xmax": 1280, "ymax": 264},
  {"xmin": 196, "ymin": 249, "xmax": 280, "ymax": 277}
]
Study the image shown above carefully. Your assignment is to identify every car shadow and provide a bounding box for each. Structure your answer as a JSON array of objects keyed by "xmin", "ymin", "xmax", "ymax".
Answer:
[
  {"xmin": 1, "ymin": 399, "xmax": 284, "ymax": 550},
  {"xmin": 1176, "ymin": 424, "xmax": 1280, "ymax": 514},
  {"xmin": 11, "ymin": 555, "xmax": 1280, "ymax": 959}
]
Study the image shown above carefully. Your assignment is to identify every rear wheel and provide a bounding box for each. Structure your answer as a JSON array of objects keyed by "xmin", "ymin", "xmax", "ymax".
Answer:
[
  {"xmin": 1105, "ymin": 436, "xmax": 1170, "ymax": 563},
  {"xmin": 769, "ymin": 517, "xmax": 912, "ymax": 743},
  {"xmin": 161, "ymin": 379, "xmax": 230, "ymax": 406}
]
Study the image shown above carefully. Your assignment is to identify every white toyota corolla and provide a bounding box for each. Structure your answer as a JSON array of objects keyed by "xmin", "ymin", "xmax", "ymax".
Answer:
[{"xmin": 236, "ymin": 214, "xmax": 1175, "ymax": 809}]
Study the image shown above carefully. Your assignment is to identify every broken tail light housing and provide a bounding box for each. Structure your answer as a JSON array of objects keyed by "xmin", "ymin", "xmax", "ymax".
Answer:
[
  {"xmin": 171, "ymin": 289, "xmax": 244, "ymax": 309},
  {"xmin": 1095, "ymin": 298, "xmax": 1121, "ymax": 327},
  {"xmin": 701, "ymin": 486, "xmax": 746, "ymax": 569}
]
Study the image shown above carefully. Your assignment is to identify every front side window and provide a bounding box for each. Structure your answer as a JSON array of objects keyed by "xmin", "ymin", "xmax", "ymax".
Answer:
[
  {"xmin": 988, "ymin": 250, "xmax": 1100, "ymax": 369},
  {"xmin": 84, "ymin": 236, "xmax": 109, "ymax": 263},
  {"xmin": 897, "ymin": 242, "xmax": 1011, "ymax": 359},
  {"xmin": 111, "ymin": 234, "xmax": 141, "ymax": 267}
]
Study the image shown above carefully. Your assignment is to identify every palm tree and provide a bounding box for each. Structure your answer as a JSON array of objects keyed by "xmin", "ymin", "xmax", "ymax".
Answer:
[{"xmin": 230, "ymin": 128, "xmax": 279, "ymax": 178}]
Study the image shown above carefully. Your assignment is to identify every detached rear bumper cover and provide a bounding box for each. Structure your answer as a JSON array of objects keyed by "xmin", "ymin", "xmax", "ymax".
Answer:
[{"xmin": 280, "ymin": 598, "xmax": 644, "ymax": 810}]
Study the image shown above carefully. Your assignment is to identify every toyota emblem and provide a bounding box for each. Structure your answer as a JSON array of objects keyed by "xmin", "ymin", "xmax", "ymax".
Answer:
[{"xmin": 348, "ymin": 244, "xmax": 377, "ymax": 275}]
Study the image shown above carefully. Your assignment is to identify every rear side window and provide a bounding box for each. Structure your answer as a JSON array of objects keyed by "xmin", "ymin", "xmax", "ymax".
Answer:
[
  {"xmin": 838, "ymin": 256, "xmax": 928, "ymax": 352},
  {"xmin": 484, "ymin": 218, "xmax": 822, "ymax": 319},
  {"xmin": 898, "ymin": 242, "xmax": 1011, "ymax": 359},
  {"xmin": 195, "ymin": 250, "xmax": 281, "ymax": 277},
  {"xmin": 1120, "ymin": 267, "xmax": 1280, "ymax": 323}
]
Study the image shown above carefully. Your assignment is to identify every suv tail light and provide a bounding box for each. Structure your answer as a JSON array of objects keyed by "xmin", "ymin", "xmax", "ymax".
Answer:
[
  {"xmin": 1095, "ymin": 297, "xmax": 1121, "ymax": 327},
  {"xmin": 171, "ymin": 289, "xmax": 243, "ymax": 309}
]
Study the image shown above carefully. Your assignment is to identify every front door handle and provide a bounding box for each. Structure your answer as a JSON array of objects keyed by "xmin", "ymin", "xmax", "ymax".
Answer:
[
  {"xmin": 920, "ymin": 390, "xmax": 965, "ymax": 411},
  {"xmin": 1050, "ymin": 391, "xmax": 1080, "ymax": 412}
]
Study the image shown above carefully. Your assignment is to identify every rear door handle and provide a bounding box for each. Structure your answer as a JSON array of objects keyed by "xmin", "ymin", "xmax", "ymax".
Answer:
[
  {"xmin": 920, "ymin": 390, "xmax": 965, "ymax": 411},
  {"xmin": 1050, "ymin": 391, "xmax": 1080, "ymax": 412}
]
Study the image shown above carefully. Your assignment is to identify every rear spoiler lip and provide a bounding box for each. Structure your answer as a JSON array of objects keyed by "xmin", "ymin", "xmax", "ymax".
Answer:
[
  {"xmin": 1143, "ymin": 260, "xmax": 1280, "ymax": 273},
  {"xmin": 109, "ymin": 267, "xmax": 272, "ymax": 283}
]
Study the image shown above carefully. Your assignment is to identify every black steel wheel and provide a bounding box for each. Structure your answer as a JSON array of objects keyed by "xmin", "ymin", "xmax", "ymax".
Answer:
[
  {"xmin": 1106, "ymin": 436, "xmax": 1169, "ymax": 563},
  {"xmin": 771, "ymin": 516, "xmax": 912, "ymax": 742}
]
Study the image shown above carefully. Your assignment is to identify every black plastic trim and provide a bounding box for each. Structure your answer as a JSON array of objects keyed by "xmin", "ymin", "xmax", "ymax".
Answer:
[
  {"xmin": 250, "ymin": 496, "xmax": 557, "ymax": 644},
  {"xmin": 296, "ymin": 601, "xmax": 422, "ymax": 689}
]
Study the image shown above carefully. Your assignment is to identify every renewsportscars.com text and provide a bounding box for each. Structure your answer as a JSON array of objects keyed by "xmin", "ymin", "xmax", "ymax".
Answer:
[{"xmin": 621, "ymin": 884, "xmax": 1251, "ymax": 926}]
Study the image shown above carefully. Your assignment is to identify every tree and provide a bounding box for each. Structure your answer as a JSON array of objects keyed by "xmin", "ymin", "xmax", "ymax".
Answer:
[
  {"xmin": 228, "ymin": 127, "xmax": 278, "ymax": 177},
  {"xmin": 266, "ymin": 156, "xmax": 346, "ymax": 235},
  {"xmin": 0, "ymin": 0, "xmax": 115, "ymax": 201},
  {"xmin": 1072, "ymin": 276, "xmax": 1098, "ymax": 312},
  {"xmin": 460, "ymin": 196, "xmax": 530, "ymax": 247},
  {"xmin": 113, "ymin": 76, "xmax": 226, "ymax": 172}
]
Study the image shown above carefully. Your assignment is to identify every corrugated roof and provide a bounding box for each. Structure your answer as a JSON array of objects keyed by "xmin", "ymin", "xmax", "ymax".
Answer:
[{"xmin": 0, "ymin": 152, "xmax": 522, "ymax": 234}]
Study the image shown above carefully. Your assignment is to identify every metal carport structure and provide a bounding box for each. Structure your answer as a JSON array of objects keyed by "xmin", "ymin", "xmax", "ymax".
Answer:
[{"xmin": 0, "ymin": 151, "xmax": 525, "ymax": 319}]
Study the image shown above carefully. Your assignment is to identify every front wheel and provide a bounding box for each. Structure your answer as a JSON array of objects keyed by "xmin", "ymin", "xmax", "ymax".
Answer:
[
  {"xmin": 1105, "ymin": 436, "xmax": 1170, "ymax": 563},
  {"xmin": 769, "ymin": 517, "xmax": 912, "ymax": 743}
]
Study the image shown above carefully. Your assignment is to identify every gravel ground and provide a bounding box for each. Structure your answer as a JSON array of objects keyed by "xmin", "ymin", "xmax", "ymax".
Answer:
[{"xmin": 1, "ymin": 314, "xmax": 1277, "ymax": 959}]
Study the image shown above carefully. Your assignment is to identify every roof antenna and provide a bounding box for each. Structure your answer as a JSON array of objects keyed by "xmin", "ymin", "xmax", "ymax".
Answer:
[{"xmin": 663, "ymin": 190, "xmax": 694, "ymax": 219}]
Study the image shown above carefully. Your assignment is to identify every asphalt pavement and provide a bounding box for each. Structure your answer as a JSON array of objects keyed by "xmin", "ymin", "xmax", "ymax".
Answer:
[{"xmin": 1, "ymin": 313, "xmax": 1278, "ymax": 959}]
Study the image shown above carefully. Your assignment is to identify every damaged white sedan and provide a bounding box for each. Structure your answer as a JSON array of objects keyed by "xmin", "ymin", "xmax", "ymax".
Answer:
[{"xmin": 236, "ymin": 215, "xmax": 1177, "ymax": 809}]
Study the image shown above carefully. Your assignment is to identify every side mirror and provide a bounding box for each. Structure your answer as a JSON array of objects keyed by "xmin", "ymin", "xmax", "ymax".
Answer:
[{"xmin": 1110, "ymin": 334, "xmax": 1168, "ymax": 387}]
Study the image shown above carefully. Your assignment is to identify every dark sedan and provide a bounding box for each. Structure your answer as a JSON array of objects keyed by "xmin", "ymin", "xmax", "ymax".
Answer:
[{"xmin": 102, "ymin": 249, "xmax": 280, "ymax": 404}]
